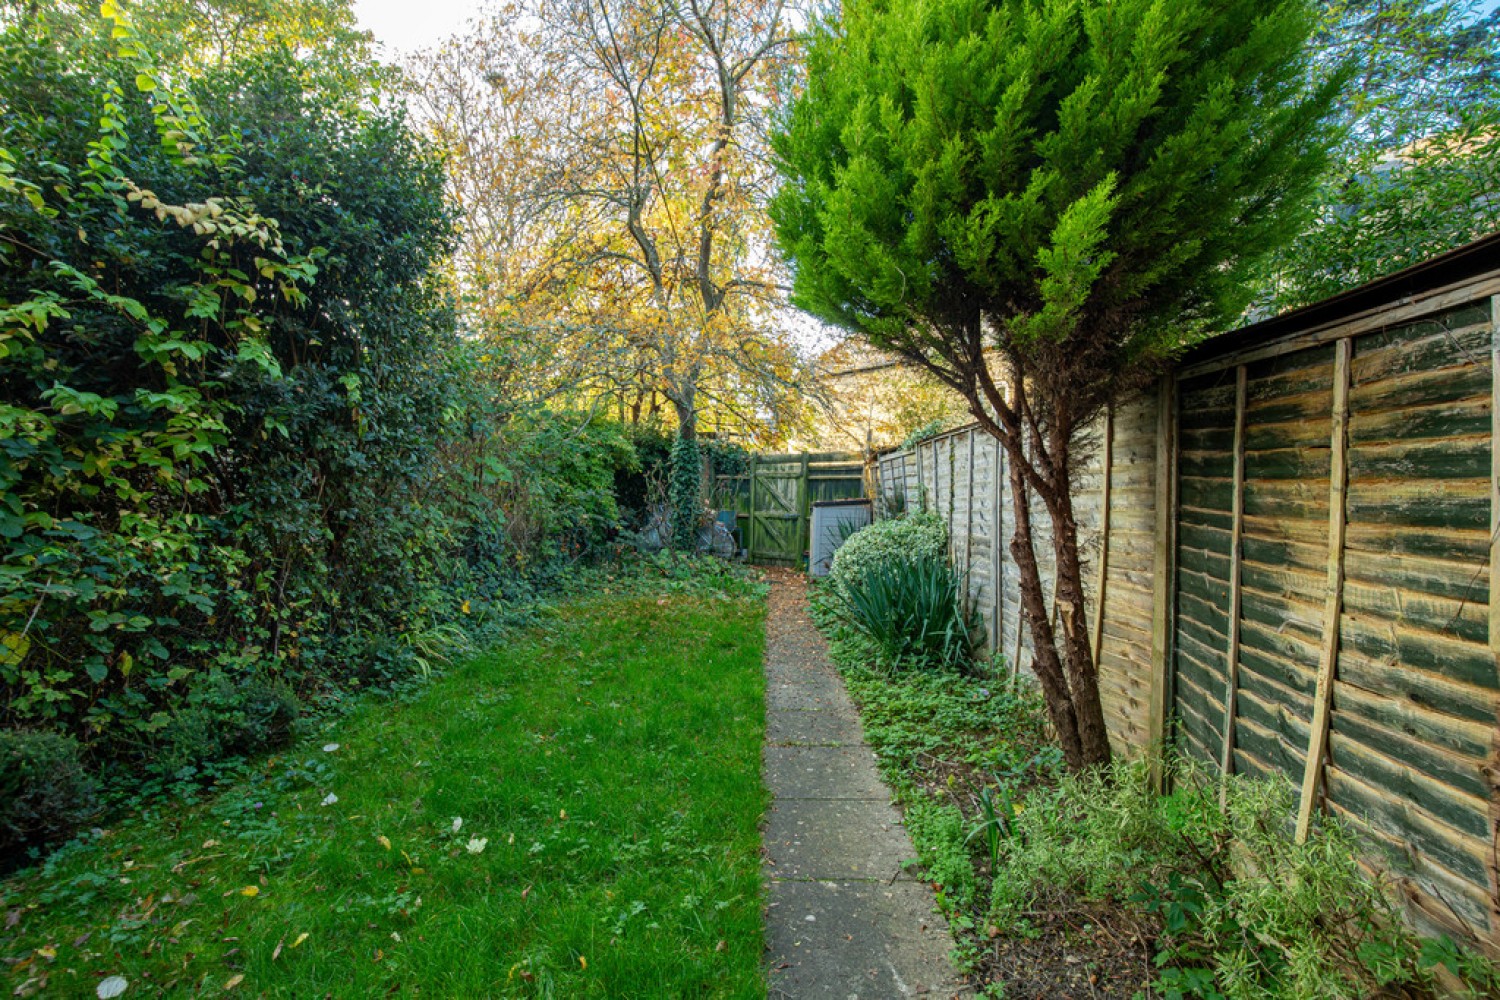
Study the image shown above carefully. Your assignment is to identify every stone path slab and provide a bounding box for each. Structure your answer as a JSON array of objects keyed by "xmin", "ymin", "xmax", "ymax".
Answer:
[{"xmin": 761, "ymin": 570, "xmax": 969, "ymax": 999}]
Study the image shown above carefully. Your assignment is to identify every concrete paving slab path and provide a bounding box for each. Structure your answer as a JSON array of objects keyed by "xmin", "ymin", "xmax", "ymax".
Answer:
[{"xmin": 761, "ymin": 570, "xmax": 969, "ymax": 999}]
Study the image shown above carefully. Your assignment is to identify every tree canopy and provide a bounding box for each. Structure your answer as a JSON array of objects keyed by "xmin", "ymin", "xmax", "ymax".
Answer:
[
  {"xmin": 1268, "ymin": 0, "xmax": 1500, "ymax": 306},
  {"xmin": 772, "ymin": 0, "xmax": 1344, "ymax": 768},
  {"xmin": 411, "ymin": 0, "xmax": 815, "ymax": 445}
]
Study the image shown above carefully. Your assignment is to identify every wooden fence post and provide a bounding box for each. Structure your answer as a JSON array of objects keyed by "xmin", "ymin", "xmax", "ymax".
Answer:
[
  {"xmin": 1091, "ymin": 405, "xmax": 1114, "ymax": 666},
  {"xmin": 1488, "ymin": 294, "xmax": 1500, "ymax": 939},
  {"xmin": 747, "ymin": 453, "xmax": 759, "ymax": 561},
  {"xmin": 1149, "ymin": 375, "xmax": 1179, "ymax": 793},
  {"xmin": 965, "ymin": 430, "xmax": 976, "ymax": 577},
  {"xmin": 916, "ymin": 441, "xmax": 926, "ymax": 512},
  {"xmin": 798, "ymin": 452, "xmax": 811, "ymax": 570},
  {"xmin": 1296, "ymin": 337, "xmax": 1352, "ymax": 843},
  {"xmin": 1218, "ymin": 365, "xmax": 1248, "ymax": 806},
  {"xmin": 992, "ymin": 433, "xmax": 1003, "ymax": 659}
]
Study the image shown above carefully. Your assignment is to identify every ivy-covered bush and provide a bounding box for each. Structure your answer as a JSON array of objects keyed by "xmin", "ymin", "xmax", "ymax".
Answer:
[
  {"xmin": 670, "ymin": 435, "xmax": 703, "ymax": 551},
  {"xmin": 613, "ymin": 422, "xmax": 674, "ymax": 531},
  {"xmin": 827, "ymin": 511, "xmax": 948, "ymax": 600}
]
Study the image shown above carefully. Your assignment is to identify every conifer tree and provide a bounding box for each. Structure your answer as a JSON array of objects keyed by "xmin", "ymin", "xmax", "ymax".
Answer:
[{"xmin": 772, "ymin": 0, "xmax": 1344, "ymax": 769}]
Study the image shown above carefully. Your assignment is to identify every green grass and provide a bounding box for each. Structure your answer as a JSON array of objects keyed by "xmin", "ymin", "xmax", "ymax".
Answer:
[{"xmin": 0, "ymin": 589, "xmax": 768, "ymax": 998}]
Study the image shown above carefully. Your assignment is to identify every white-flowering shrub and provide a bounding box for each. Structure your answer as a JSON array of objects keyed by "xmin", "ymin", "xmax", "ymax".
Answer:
[{"xmin": 828, "ymin": 511, "xmax": 948, "ymax": 600}]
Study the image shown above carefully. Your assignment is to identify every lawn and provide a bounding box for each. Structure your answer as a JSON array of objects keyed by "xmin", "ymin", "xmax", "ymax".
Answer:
[{"xmin": 0, "ymin": 588, "xmax": 768, "ymax": 998}]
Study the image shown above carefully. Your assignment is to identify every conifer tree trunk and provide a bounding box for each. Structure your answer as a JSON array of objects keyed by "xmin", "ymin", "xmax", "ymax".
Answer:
[
  {"xmin": 1002, "ymin": 440, "xmax": 1086, "ymax": 770},
  {"xmin": 991, "ymin": 396, "xmax": 1112, "ymax": 771}
]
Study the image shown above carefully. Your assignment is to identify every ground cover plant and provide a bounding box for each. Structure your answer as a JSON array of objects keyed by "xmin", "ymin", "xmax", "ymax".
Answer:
[
  {"xmin": 810, "ymin": 557, "xmax": 1500, "ymax": 998},
  {"xmin": 0, "ymin": 573, "xmax": 769, "ymax": 998}
]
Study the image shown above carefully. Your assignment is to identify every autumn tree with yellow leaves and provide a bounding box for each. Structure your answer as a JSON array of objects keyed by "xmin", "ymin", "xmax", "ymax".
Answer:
[{"xmin": 415, "ymin": 0, "xmax": 817, "ymax": 545}]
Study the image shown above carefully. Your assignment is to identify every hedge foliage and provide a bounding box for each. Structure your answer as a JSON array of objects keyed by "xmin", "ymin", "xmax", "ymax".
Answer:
[{"xmin": 0, "ymin": 6, "xmax": 638, "ymax": 859}]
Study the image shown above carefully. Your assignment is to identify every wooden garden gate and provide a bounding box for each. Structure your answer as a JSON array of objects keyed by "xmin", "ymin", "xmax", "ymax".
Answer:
[{"xmin": 717, "ymin": 452, "xmax": 866, "ymax": 566}]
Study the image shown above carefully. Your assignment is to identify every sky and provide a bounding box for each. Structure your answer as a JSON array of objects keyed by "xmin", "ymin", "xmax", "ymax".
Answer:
[{"xmin": 352, "ymin": 0, "xmax": 484, "ymax": 56}]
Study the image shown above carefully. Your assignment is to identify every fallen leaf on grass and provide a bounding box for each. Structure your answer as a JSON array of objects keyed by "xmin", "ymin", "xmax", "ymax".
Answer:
[
  {"xmin": 272, "ymin": 937, "xmax": 284, "ymax": 961},
  {"xmin": 377, "ymin": 835, "xmax": 391, "ymax": 851},
  {"xmin": 291, "ymin": 933, "xmax": 309, "ymax": 948},
  {"xmin": 465, "ymin": 837, "xmax": 488, "ymax": 854},
  {"xmin": 96, "ymin": 976, "xmax": 128, "ymax": 999},
  {"xmin": 451, "ymin": 817, "xmax": 462, "ymax": 833},
  {"xmin": 322, "ymin": 743, "xmax": 340, "ymax": 753},
  {"xmin": 224, "ymin": 973, "xmax": 243, "ymax": 990},
  {"xmin": 579, "ymin": 956, "xmax": 587, "ymax": 970},
  {"xmin": 34, "ymin": 945, "xmax": 55, "ymax": 960},
  {"xmin": 239, "ymin": 886, "xmax": 259, "ymax": 898},
  {"xmin": 321, "ymin": 793, "xmax": 338, "ymax": 807}
]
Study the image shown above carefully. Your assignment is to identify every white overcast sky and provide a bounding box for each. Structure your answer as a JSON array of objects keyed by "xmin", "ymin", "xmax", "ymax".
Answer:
[{"xmin": 353, "ymin": 0, "xmax": 484, "ymax": 56}]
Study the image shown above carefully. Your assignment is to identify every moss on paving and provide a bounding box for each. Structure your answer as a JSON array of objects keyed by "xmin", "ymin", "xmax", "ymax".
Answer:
[{"xmin": 0, "ymin": 590, "xmax": 768, "ymax": 998}]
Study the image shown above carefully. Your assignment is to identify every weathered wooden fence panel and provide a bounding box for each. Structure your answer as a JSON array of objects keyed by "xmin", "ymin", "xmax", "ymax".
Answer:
[{"xmin": 870, "ymin": 247, "xmax": 1500, "ymax": 951}]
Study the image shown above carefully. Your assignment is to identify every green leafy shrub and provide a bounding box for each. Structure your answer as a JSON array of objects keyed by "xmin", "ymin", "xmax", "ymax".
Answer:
[
  {"xmin": 827, "ymin": 511, "xmax": 948, "ymax": 600},
  {"xmin": 0, "ymin": 730, "xmax": 99, "ymax": 864},
  {"xmin": 835, "ymin": 554, "xmax": 980, "ymax": 671},
  {"xmin": 905, "ymin": 794, "xmax": 977, "ymax": 908},
  {"xmin": 988, "ymin": 759, "xmax": 1500, "ymax": 999},
  {"xmin": 151, "ymin": 673, "xmax": 302, "ymax": 781},
  {"xmin": 0, "ymin": 3, "xmax": 636, "ymax": 852},
  {"xmin": 614, "ymin": 422, "xmax": 674, "ymax": 530}
]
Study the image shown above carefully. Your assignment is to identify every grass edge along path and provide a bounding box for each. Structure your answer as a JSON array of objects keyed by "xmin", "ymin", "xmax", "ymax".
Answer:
[{"xmin": 1, "ymin": 585, "xmax": 768, "ymax": 998}]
